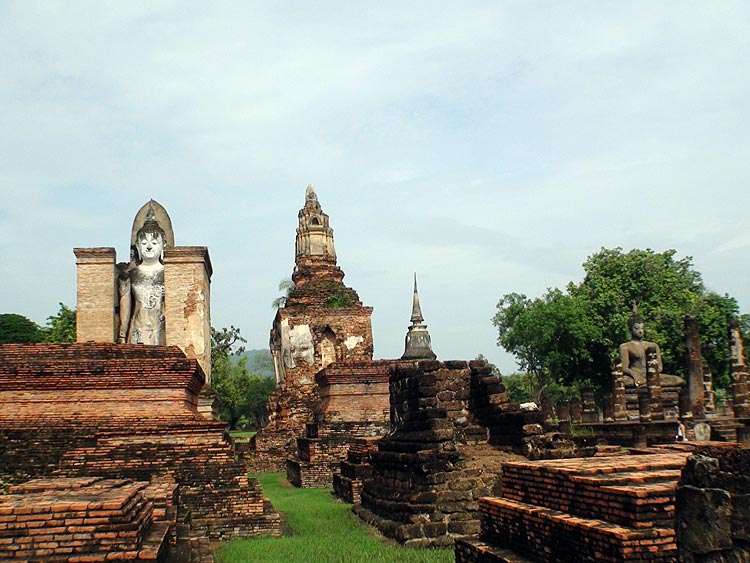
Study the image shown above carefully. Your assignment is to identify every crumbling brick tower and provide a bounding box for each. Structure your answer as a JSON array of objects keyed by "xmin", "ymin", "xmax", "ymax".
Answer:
[{"xmin": 250, "ymin": 185, "xmax": 374, "ymax": 471}]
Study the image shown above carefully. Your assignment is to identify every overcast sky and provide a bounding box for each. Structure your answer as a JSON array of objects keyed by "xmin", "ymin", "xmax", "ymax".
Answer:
[{"xmin": 1, "ymin": 2, "xmax": 749, "ymax": 374}]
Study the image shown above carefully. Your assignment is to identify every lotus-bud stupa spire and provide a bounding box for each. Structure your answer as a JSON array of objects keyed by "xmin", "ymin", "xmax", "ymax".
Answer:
[{"xmin": 401, "ymin": 273, "xmax": 436, "ymax": 360}]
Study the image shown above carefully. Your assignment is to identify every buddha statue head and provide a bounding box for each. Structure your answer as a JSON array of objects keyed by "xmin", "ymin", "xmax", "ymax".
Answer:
[
  {"xmin": 134, "ymin": 214, "xmax": 165, "ymax": 266},
  {"xmin": 628, "ymin": 306, "xmax": 645, "ymax": 340}
]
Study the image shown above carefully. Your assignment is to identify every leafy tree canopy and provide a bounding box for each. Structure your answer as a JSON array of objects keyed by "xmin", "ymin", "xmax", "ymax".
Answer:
[
  {"xmin": 1, "ymin": 303, "xmax": 77, "ymax": 344},
  {"xmin": 0, "ymin": 314, "xmax": 44, "ymax": 344},
  {"xmin": 211, "ymin": 326, "xmax": 275, "ymax": 430},
  {"xmin": 494, "ymin": 248, "xmax": 740, "ymax": 397},
  {"xmin": 42, "ymin": 303, "xmax": 76, "ymax": 342}
]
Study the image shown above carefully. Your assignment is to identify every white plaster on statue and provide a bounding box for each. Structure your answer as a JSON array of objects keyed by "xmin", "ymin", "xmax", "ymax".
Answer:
[
  {"xmin": 118, "ymin": 226, "xmax": 166, "ymax": 345},
  {"xmin": 289, "ymin": 324, "xmax": 314, "ymax": 365},
  {"xmin": 280, "ymin": 318, "xmax": 294, "ymax": 369},
  {"xmin": 271, "ymin": 349, "xmax": 286, "ymax": 386},
  {"xmin": 344, "ymin": 335, "xmax": 364, "ymax": 350}
]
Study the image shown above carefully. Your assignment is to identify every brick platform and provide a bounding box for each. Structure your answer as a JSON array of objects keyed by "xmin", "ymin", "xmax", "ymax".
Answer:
[
  {"xmin": 0, "ymin": 342, "xmax": 282, "ymax": 558},
  {"xmin": 353, "ymin": 359, "xmax": 555, "ymax": 547},
  {"xmin": 0, "ymin": 477, "xmax": 172, "ymax": 562},
  {"xmin": 455, "ymin": 452, "xmax": 696, "ymax": 563},
  {"xmin": 286, "ymin": 361, "xmax": 391, "ymax": 488},
  {"xmin": 676, "ymin": 446, "xmax": 750, "ymax": 563},
  {"xmin": 332, "ymin": 437, "xmax": 380, "ymax": 503}
]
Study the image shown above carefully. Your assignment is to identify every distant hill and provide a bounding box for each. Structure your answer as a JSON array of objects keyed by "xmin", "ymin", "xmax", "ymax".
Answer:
[{"xmin": 235, "ymin": 348, "xmax": 275, "ymax": 378}]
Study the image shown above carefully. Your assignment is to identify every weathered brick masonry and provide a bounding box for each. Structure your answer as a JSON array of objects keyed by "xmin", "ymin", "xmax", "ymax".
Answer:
[
  {"xmin": 676, "ymin": 446, "xmax": 750, "ymax": 563},
  {"xmin": 456, "ymin": 443, "xmax": 745, "ymax": 563},
  {"xmin": 456, "ymin": 452, "xmax": 690, "ymax": 563},
  {"xmin": 0, "ymin": 343, "xmax": 281, "ymax": 556},
  {"xmin": 286, "ymin": 360, "xmax": 391, "ymax": 487},
  {"xmin": 251, "ymin": 187, "xmax": 375, "ymax": 473},
  {"xmin": 0, "ymin": 476, "xmax": 176, "ymax": 562},
  {"xmin": 353, "ymin": 359, "xmax": 577, "ymax": 547},
  {"xmin": 332, "ymin": 437, "xmax": 381, "ymax": 504}
]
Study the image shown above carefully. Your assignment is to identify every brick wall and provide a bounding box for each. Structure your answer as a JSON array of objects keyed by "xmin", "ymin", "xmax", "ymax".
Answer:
[
  {"xmin": 285, "ymin": 361, "xmax": 392, "ymax": 487},
  {"xmin": 74, "ymin": 248, "xmax": 117, "ymax": 343},
  {"xmin": 354, "ymin": 359, "xmax": 535, "ymax": 547},
  {"xmin": 0, "ymin": 343, "xmax": 281, "ymax": 543},
  {"xmin": 0, "ymin": 476, "xmax": 174, "ymax": 562},
  {"xmin": 163, "ymin": 246, "xmax": 212, "ymax": 384},
  {"xmin": 676, "ymin": 447, "xmax": 750, "ymax": 563},
  {"xmin": 455, "ymin": 452, "xmax": 699, "ymax": 563}
]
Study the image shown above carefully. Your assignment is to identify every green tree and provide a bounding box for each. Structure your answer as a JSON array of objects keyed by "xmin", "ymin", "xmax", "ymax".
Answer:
[
  {"xmin": 0, "ymin": 314, "xmax": 44, "ymax": 344},
  {"xmin": 494, "ymin": 248, "xmax": 741, "ymax": 395},
  {"xmin": 569, "ymin": 248, "xmax": 738, "ymax": 386},
  {"xmin": 272, "ymin": 278, "xmax": 295, "ymax": 309},
  {"xmin": 249, "ymin": 349, "xmax": 275, "ymax": 377},
  {"xmin": 42, "ymin": 303, "xmax": 76, "ymax": 342},
  {"xmin": 211, "ymin": 326, "xmax": 275, "ymax": 429},
  {"xmin": 493, "ymin": 289, "xmax": 599, "ymax": 400}
]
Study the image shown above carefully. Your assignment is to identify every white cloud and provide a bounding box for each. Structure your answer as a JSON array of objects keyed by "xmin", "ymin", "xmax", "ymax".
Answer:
[{"xmin": 1, "ymin": 2, "xmax": 749, "ymax": 374}]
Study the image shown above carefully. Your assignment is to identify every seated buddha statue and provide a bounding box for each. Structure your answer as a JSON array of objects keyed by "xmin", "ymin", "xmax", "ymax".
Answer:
[{"xmin": 619, "ymin": 308, "xmax": 684, "ymax": 388}]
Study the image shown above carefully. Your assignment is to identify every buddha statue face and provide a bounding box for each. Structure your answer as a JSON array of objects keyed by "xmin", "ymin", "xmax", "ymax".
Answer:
[
  {"xmin": 630, "ymin": 321, "xmax": 645, "ymax": 339},
  {"xmin": 136, "ymin": 230, "xmax": 164, "ymax": 264}
]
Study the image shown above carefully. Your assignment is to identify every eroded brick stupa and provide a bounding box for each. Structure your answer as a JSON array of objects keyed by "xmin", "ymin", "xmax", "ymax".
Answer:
[
  {"xmin": 0, "ymin": 201, "xmax": 281, "ymax": 561},
  {"xmin": 248, "ymin": 185, "xmax": 374, "ymax": 471}
]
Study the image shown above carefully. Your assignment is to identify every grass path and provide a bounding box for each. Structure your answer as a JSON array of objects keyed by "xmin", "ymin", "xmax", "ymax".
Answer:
[{"xmin": 214, "ymin": 473, "xmax": 454, "ymax": 563}]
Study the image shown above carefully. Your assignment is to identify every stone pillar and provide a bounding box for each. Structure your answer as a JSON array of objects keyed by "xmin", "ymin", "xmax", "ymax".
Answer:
[
  {"xmin": 602, "ymin": 395, "xmax": 614, "ymax": 423},
  {"xmin": 732, "ymin": 375, "xmax": 749, "ymax": 419},
  {"xmin": 679, "ymin": 387, "xmax": 693, "ymax": 419},
  {"xmin": 684, "ymin": 316, "xmax": 706, "ymax": 418},
  {"xmin": 74, "ymin": 248, "xmax": 117, "ymax": 343},
  {"xmin": 163, "ymin": 246, "xmax": 212, "ymax": 385},
  {"xmin": 581, "ymin": 387, "xmax": 597, "ymax": 423},
  {"xmin": 647, "ymin": 351, "xmax": 664, "ymax": 421},
  {"xmin": 570, "ymin": 397, "xmax": 582, "ymax": 423},
  {"xmin": 556, "ymin": 401, "xmax": 571, "ymax": 434},
  {"xmin": 540, "ymin": 397, "xmax": 553, "ymax": 425},
  {"xmin": 638, "ymin": 389, "xmax": 651, "ymax": 423},
  {"xmin": 612, "ymin": 362, "xmax": 628, "ymax": 422},
  {"xmin": 728, "ymin": 321, "xmax": 750, "ymax": 418},
  {"xmin": 702, "ymin": 370, "xmax": 715, "ymax": 412}
]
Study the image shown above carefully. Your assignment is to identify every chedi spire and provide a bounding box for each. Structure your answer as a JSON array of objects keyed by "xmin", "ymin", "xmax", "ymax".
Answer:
[
  {"xmin": 295, "ymin": 184, "xmax": 336, "ymax": 262},
  {"xmin": 401, "ymin": 274, "xmax": 436, "ymax": 360}
]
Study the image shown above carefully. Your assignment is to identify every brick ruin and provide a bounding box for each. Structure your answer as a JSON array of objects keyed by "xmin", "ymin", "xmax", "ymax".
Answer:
[
  {"xmin": 353, "ymin": 359, "xmax": 596, "ymax": 547},
  {"xmin": 248, "ymin": 186, "xmax": 374, "ymax": 472},
  {"xmin": 0, "ymin": 477, "xmax": 176, "ymax": 562},
  {"xmin": 332, "ymin": 437, "xmax": 381, "ymax": 504},
  {"xmin": 456, "ymin": 451, "xmax": 691, "ymax": 563},
  {"xmin": 74, "ymin": 200, "xmax": 215, "ymax": 419},
  {"xmin": 456, "ymin": 442, "xmax": 748, "ymax": 563},
  {"xmin": 578, "ymin": 316, "xmax": 750, "ymax": 448},
  {"xmin": 286, "ymin": 360, "xmax": 391, "ymax": 487},
  {"xmin": 0, "ymin": 343, "xmax": 281, "ymax": 561},
  {"xmin": 7, "ymin": 188, "xmax": 749, "ymax": 563},
  {"xmin": 676, "ymin": 446, "xmax": 750, "ymax": 563}
]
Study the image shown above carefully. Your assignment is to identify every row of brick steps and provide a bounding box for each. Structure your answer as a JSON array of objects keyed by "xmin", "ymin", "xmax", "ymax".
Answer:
[
  {"xmin": 332, "ymin": 437, "xmax": 379, "ymax": 503},
  {"xmin": 704, "ymin": 417, "xmax": 747, "ymax": 442},
  {"xmin": 0, "ymin": 477, "xmax": 174, "ymax": 562},
  {"xmin": 455, "ymin": 450, "xmax": 695, "ymax": 563},
  {"xmin": 500, "ymin": 453, "xmax": 689, "ymax": 529}
]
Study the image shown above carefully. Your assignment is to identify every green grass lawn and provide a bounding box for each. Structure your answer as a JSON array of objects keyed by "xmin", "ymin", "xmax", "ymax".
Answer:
[{"xmin": 214, "ymin": 473, "xmax": 455, "ymax": 563}]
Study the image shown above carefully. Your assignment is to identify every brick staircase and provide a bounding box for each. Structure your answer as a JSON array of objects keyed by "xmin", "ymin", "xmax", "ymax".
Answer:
[
  {"xmin": 705, "ymin": 418, "xmax": 743, "ymax": 442},
  {"xmin": 456, "ymin": 452, "xmax": 692, "ymax": 563},
  {"xmin": 0, "ymin": 477, "xmax": 174, "ymax": 562},
  {"xmin": 332, "ymin": 437, "xmax": 380, "ymax": 503}
]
